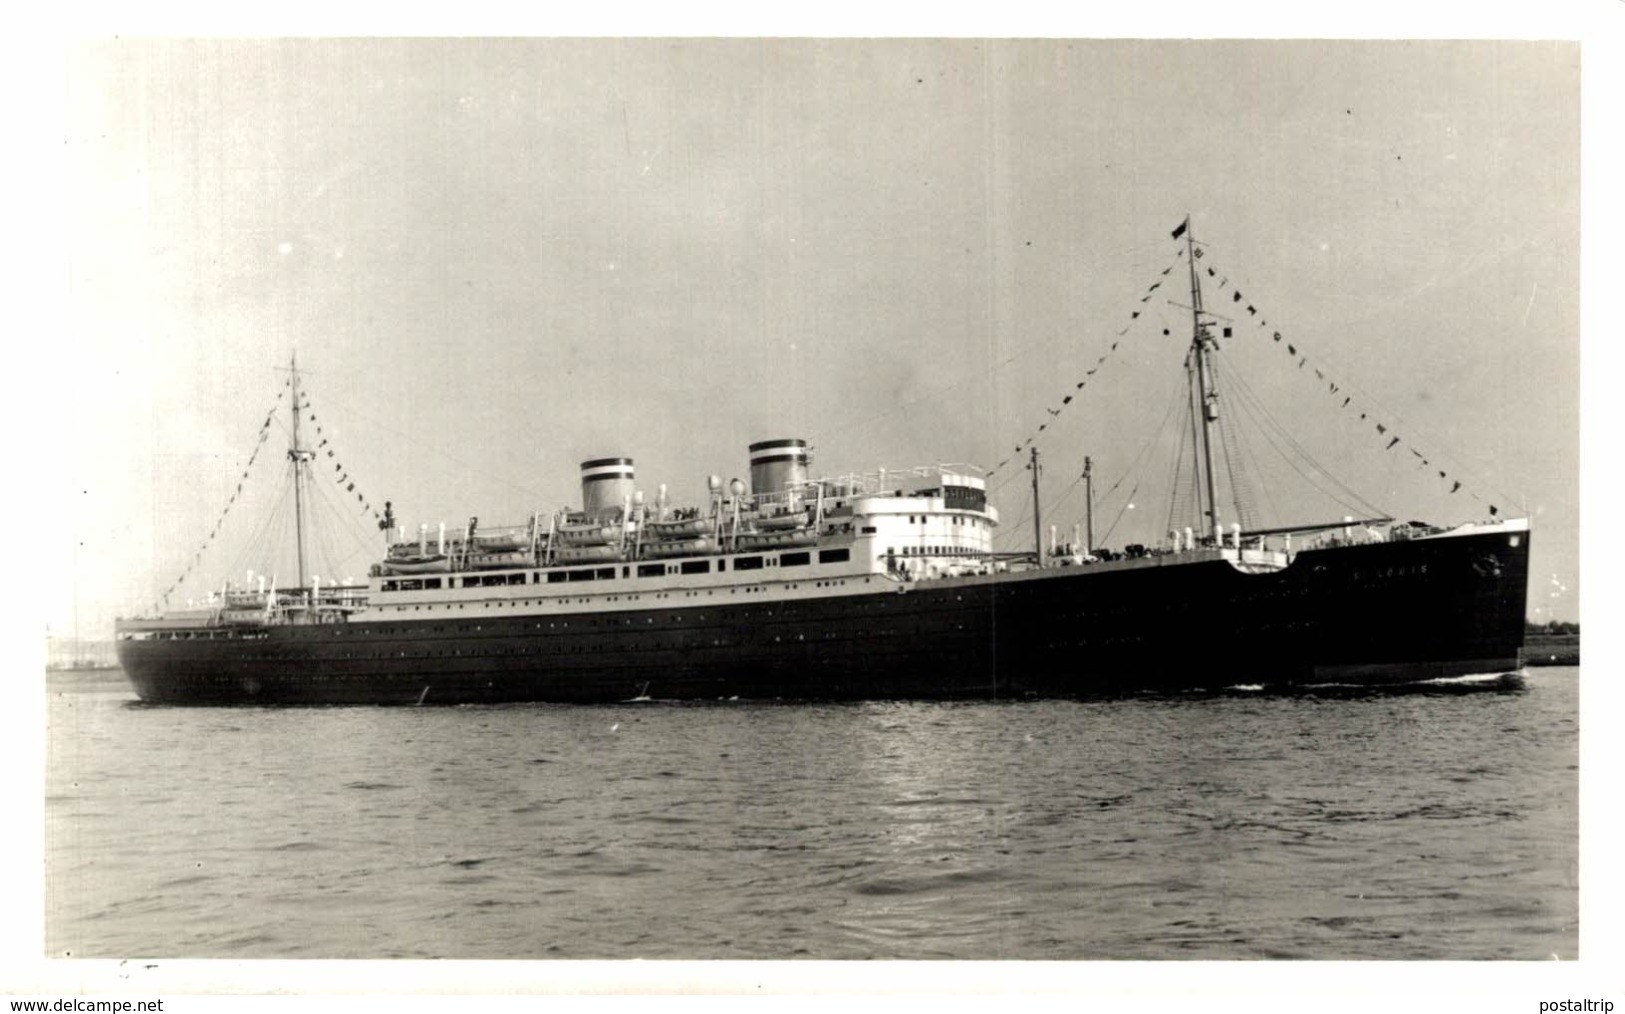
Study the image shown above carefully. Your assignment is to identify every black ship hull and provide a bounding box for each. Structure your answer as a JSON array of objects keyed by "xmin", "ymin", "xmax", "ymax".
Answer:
[{"xmin": 117, "ymin": 527, "xmax": 1529, "ymax": 705}]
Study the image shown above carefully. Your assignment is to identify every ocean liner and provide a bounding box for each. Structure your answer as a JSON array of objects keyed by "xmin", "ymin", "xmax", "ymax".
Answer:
[{"xmin": 114, "ymin": 222, "xmax": 1531, "ymax": 704}]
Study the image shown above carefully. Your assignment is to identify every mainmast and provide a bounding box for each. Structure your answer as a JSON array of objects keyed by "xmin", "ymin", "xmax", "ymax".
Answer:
[
  {"xmin": 287, "ymin": 351, "xmax": 312, "ymax": 594},
  {"xmin": 1182, "ymin": 217, "xmax": 1223, "ymax": 542},
  {"xmin": 1184, "ymin": 348, "xmax": 1206, "ymax": 533},
  {"xmin": 1029, "ymin": 446, "xmax": 1044, "ymax": 567},
  {"xmin": 1082, "ymin": 455, "xmax": 1094, "ymax": 554}
]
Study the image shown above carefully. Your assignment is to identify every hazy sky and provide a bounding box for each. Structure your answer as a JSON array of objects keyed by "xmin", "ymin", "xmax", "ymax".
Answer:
[{"xmin": 56, "ymin": 38, "xmax": 1579, "ymax": 635}]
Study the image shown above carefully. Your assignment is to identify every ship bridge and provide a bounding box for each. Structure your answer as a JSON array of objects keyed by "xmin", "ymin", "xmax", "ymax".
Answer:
[{"xmin": 831, "ymin": 465, "xmax": 1001, "ymax": 580}]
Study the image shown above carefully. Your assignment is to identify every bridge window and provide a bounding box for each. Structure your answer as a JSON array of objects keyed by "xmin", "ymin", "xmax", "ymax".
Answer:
[
  {"xmin": 680, "ymin": 560, "xmax": 711, "ymax": 575},
  {"xmin": 734, "ymin": 556, "xmax": 764, "ymax": 571},
  {"xmin": 819, "ymin": 548, "xmax": 850, "ymax": 564},
  {"xmin": 944, "ymin": 485, "xmax": 988, "ymax": 511},
  {"xmin": 638, "ymin": 564, "xmax": 664, "ymax": 578},
  {"xmin": 780, "ymin": 552, "xmax": 810, "ymax": 567}
]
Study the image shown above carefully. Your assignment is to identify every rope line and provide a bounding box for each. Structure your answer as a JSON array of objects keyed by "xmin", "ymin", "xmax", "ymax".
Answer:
[
  {"xmin": 986, "ymin": 250, "xmax": 1185, "ymax": 478},
  {"xmin": 1202, "ymin": 254, "xmax": 1518, "ymax": 517}
]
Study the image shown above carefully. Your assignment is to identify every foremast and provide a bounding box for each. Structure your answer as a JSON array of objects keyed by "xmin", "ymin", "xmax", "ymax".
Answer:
[
  {"xmin": 286, "ymin": 351, "xmax": 316, "ymax": 596},
  {"xmin": 1181, "ymin": 217, "xmax": 1223, "ymax": 542}
]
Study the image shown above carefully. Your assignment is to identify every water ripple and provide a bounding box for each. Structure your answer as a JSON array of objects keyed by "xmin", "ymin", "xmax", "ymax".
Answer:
[{"xmin": 45, "ymin": 668, "xmax": 1578, "ymax": 959}]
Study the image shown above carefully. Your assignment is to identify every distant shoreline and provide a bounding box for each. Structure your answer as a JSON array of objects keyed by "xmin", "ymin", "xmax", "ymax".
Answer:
[
  {"xmin": 44, "ymin": 666, "xmax": 129, "ymax": 687},
  {"xmin": 1522, "ymin": 632, "xmax": 1580, "ymax": 667}
]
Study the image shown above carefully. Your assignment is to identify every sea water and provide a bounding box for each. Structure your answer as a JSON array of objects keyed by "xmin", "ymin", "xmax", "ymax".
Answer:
[{"xmin": 44, "ymin": 669, "xmax": 1578, "ymax": 959}]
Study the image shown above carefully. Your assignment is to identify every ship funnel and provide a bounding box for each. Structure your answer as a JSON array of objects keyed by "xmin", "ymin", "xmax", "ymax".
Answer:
[
  {"xmin": 580, "ymin": 457, "xmax": 635, "ymax": 516},
  {"xmin": 749, "ymin": 439, "xmax": 810, "ymax": 495}
]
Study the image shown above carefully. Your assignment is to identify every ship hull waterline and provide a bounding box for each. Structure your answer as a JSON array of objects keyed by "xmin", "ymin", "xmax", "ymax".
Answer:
[{"xmin": 117, "ymin": 527, "xmax": 1530, "ymax": 705}]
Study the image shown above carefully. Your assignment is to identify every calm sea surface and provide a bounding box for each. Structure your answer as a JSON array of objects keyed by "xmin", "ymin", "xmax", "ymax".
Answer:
[{"xmin": 45, "ymin": 668, "xmax": 1578, "ymax": 960}]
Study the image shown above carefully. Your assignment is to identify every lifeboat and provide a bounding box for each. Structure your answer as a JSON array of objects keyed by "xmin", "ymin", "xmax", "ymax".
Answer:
[
  {"xmin": 467, "ymin": 550, "xmax": 533, "ymax": 570},
  {"xmin": 735, "ymin": 527, "xmax": 820, "ymax": 549},
  {"xmin": 640, "ymin": 537, "xmax": 718, "ymax": 559},
  {"xmin": 553, "ymin": 543, "xmax": 622, "ymax": 564},
  {"xmin": 754, "ymin": 510, "xmax": 810, "ymax": 531},
  {"xmin": 381, "ymin": 555, "xmax": 451, "ymax": 574},
  {"xmin": 472, "ymin": 532, "xmax": 528, "ymax": 552},
  {"xmin": 555, "ymin": 522, "xmax": 617, "ymax": 546},
  {"xmin": 643, "ymin": 516, "xmax": 716, "ymax": 539}
]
